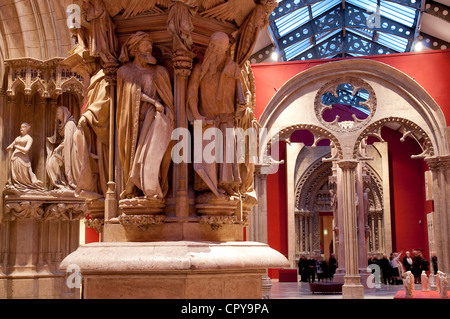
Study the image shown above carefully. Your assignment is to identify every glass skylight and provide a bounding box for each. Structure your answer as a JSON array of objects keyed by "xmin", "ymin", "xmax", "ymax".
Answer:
[{"xmin": 270, "ymin": 0, "xmax": 422, "ymax": 61}]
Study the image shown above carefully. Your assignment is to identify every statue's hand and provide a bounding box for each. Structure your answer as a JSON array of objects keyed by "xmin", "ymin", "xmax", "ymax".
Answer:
[
  {"xmin": 78, "ymin": 116, "xmax": 87, "ymax": 128},
  {"xmin": 155, "ymin": 101, "xmax": 164, "ymax": 113}
]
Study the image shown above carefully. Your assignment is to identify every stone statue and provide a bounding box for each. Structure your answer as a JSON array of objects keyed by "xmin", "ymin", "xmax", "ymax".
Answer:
[
  {"xmin": 329, "ymin": 188, "xmax": 338, "ymax": 236},
  {"xmin": 76, "ymin": 70, "xmax": 110, "ymax": 198},
  {"xmin": 234, "ymin": 0, "xmax": 277, "ymax": 66},
  {"xmin": 167, "ymin": 0, "xmax": 197, "ymax": 53},
  {"xmin": 403, "ymin": 270, "xmax": 414, "ymax": 298},
  {"xmin": 235, "ymin": 61, "xmax": 258, "ymax": 200},
  {"xmin": 82, "ymin": 0, "xmax": 118, "ymax": 63},
  {"xmin": 421, "ymin": 270, "xmax": 429, "ymax": 291},
  {"xmin": 116, "ymin": 31, "xmax": 175, "ymax": 200},
  {"xmin": 437, "ymin": 271, "xmax": 448, "ymax": 298},
  {"xmin": 187, "ymin": 31, "xmax": 246, "ymax": 198},
  {"xmin": 46, "ymin": 106, "xmax": 79, "ymax": 190},
  {"xmin": 363, "ymin": 187, "xmax": 371, "ymax": 238},
  {"xmin": 6, "ymin": 123, "xmax": 45, "ymax": 193}
]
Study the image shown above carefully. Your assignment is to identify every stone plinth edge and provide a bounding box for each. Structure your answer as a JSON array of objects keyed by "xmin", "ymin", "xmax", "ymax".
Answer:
[{"xmin": 60, "ymin": 241, "xmax": 289, "ymax": 273}]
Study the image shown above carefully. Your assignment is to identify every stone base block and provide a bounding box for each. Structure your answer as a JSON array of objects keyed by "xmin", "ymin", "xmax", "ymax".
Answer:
[
  {"xmin": 103, "ymin": 221, "xmax": 245, "ymax": 242},
  {"xmin": 0, "ymin": 275, "xmax": 78, "ymax": 299},
  {"xmin": 60, "ymin": 241, "xmax": 289, "ymax": 299},
  {"xmin": 342, "ymin": 275, "xmax": 365, "ymax": 299}
]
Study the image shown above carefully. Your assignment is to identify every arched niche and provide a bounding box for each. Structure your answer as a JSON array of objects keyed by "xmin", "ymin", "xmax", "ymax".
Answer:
[{"xmin": 257, "ymin": 59, "xmax": 450, "ymax": 275}]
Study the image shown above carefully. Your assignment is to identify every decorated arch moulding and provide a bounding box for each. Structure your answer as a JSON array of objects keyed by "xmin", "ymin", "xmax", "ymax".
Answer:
[
  {"xmin": 268, "ymin": 123, "xmax": 343, "ymax": 160},
  {"xmin": 259, "ymin": 59, "xmax": 449, "ymax": 159},
  {"xmin": 314, "ymin": 76, "xmax": 377, "ymax": 133},
  {"xmin": 294, "ymin": 156, "xmax": 333, "ymax": 211},
  {"xmin": 354, "ymin": 116, "xmax": 435, "ymax": 160}
]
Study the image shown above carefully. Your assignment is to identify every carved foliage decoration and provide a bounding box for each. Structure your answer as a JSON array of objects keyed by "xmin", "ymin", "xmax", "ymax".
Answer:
[{"xmin": 4, "ymin": 200, "xmax": 86, "ymax": 221}]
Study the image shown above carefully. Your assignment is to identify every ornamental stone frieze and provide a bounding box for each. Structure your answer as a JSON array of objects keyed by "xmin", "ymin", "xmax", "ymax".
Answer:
[
  {"xmin": 3, "ymin": 195, "xmax": 86, "ymax": 222},
  {"xmin": 5, "ymin": 58, "xmax": 84, "ymax": 99}
]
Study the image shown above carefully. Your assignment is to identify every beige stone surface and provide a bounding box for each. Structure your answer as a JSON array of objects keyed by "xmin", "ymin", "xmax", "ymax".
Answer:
[{"xmin": 60, "ymin": 241, "xmax": 289, "ymax": 299}]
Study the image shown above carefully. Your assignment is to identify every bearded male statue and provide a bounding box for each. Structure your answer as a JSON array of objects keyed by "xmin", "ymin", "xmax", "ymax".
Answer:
[{"xmin": 116, "ymin": 31, "xmax": 175, "ymax": 201}]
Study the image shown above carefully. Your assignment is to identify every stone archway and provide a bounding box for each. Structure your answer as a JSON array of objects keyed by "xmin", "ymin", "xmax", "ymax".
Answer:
[{"xmin": 256, "ymin": 58, "xmax": 450, "ymax": 298}]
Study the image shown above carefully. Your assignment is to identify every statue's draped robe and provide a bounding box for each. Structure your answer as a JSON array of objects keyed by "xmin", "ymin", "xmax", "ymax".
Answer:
[
  {"xmin": 9, "ymin": 135, "xmax": 45, "ymax": 192},
  {"xmin": 116, "ymin": 63, "xmax": 174, "ymax": 199},
  {"xmin": 46, "ymin": 107, "xmax": 78, "ymax": 189},
  {"xmin": 73, "ymin": 69, "xmax": 110, "ymax": 198},
  {"xmin": 187, "ymin": 57, "xmax": 244, "ymax": 196}
]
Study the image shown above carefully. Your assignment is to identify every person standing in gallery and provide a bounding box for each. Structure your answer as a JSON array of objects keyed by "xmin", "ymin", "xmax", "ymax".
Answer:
[
  {"xmin": 298, "ymin": 255, "xmax": 309, "ymax": 282},
  {"xmin": 379, "ymin": 253, "xmax": 391, "ymax": 285},
  {"xmin": 328, "ymin": 253, "xmax": 337, "ymax": 281},
  {"xmin": 403, "ymin": 251, "xmax": 414, "ymax": 273}
]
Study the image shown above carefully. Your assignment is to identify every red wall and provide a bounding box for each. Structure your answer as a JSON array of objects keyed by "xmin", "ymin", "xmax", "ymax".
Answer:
[
  {"xmin": 84, "ymin": 214, "xmax": 100, "ymax": 244},
  {"xmin": 252, "ymin": 50, "xmax": 450, "ymax": 277},
  {"xmin": 382, "ymin": 127, "xmax": 430, "ymax": 260}
]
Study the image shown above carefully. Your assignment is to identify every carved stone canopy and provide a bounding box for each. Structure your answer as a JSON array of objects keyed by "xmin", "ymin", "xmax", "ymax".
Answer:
[{"xmin": 5, "ymin": 58, "xmax": 84, "ymax": 99}]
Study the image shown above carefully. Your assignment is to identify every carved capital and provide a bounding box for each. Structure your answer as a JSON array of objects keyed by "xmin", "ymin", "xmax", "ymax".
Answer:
[
  {"xmin": 337, "ymin": 159, "xmax": 359, "ymax": 170},
  {"xmin": 172, "ymin": 50, "xmax": 195, "ymax": 77},
  {"xmin": 103, "ymin": 62, "xmax": 119, "ymax": 85}
]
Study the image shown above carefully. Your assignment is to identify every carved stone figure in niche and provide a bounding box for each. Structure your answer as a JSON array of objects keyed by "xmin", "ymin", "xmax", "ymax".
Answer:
[
  {"xmin": 187, "ymin": 31, "xmax": 246, "ymax": 197},
  {"xmin": 82, "ymin": 0, "xmax": 118, "ymax": 63},
  {"xmin": 329, "ymin": 188, "xmax": 338, "ymax": 236},
  {"xmin": 46, "ymin": 106, "xmax": 79, "ymax": 190},
  {"xmin": 363, "ymin": 187, "xmax": 371, "ymax": 238},
  {"xmin": 235, "ymin": 61, "xmax": 258, "ymax": 201},
  {"xmin": 64, "ymin": 50, "xmax": 110, "ymax": 199},
  {"xmin": 234, "ymin": 0, "xmax": 277, "ymax": 66},
  {"xmin": 6, "ymin": 123, "xmax": 45, "ymax": 193},
  {"xmin": 117, "ymin": 31, "xmax": 175, "ymax": 200},
  {"xmin": 167, "ymin": 0, "xmax": 197, "ymax": 53}
]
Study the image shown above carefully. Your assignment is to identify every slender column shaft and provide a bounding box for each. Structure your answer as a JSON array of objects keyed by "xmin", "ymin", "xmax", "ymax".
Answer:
[{"xmin": 338, "ymin": 160, "xmax": 364, "ymax": 299}]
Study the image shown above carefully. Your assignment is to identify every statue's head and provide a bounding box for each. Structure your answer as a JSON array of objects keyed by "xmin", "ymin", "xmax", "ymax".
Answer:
[
  {"xmin": 207, "ymin": 32, "xmax": 230, "ymax": 56},
  {"xmin": 20, "ymin": 122, "xmax": 31, "ymax": 136},
  {"xmin": 119, "ymin": 31, "xmax": 156, "ymax": 65}
]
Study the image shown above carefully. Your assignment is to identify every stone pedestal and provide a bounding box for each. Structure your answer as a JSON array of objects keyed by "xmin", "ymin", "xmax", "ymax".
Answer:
[{"xmin": 60, "ymin": 241, "xmax": 289, "ymax": 299}]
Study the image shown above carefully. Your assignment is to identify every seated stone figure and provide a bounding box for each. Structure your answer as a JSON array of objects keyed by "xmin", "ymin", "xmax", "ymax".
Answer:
[
  {"xmin": 46, "ymin": 106, "xmax": 79, "ymax": 190},
  {"xmin": 6, "ymin": 122, "xmax": 45, "ymax": 193}
]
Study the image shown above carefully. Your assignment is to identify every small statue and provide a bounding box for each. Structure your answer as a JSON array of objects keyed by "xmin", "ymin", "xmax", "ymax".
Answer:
[
  {"xmin": 421, "ymin": 271, "xmax": 429, "ymax": 291},
  {"xmin": 403, "ymin": 270, "xmax": 414, "ymax": 298},
  {"xmin": 46, "ymin": 106, "xmax": 78, "ymax": 190},
  {"xmin": 437, "ymin": 271, "xmax": 448, "ymax": 298},
  {"xmin": 82, "ymin": 0, "xmax": 118, "ymax": 63},
  {"xmin": 6, "ymin": 122, "xmax": 45, "ymax": 192}
]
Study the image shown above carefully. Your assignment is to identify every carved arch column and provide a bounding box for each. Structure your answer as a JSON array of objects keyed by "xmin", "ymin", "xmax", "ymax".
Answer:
[{"xmin": 425, "ymin": 155, "xmax": 450, "ymax": 275}]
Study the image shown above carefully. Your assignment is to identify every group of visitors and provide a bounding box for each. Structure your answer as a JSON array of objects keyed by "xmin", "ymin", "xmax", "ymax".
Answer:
[
  {"xmin": 369, "ymin": 250, "xmax": 435, "ymax": 285},
  {"xmin": 297, "ymin": 254, "xmax": 338, "ymax": 283},
  {"xmin": 298, "ymin": 250, "xmax": 437, "ymax": 285}
]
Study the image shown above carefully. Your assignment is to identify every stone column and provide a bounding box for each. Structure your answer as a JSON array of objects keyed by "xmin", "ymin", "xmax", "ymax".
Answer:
[
  {"xmin": 426, "ymin": 156, "xmax": 450, "ymax": 276},
  {"xmin": 103, "ymin": 63, "xmax": 119, "ymax": 223},
  {"xmin": 338, "ymin": 160, "xmax": 364, "ymax": 299},
  {"xmin": 249, "ymin": 164, "xmax": 269, "ymax": 243},
  {"xmin": 172, "ymin": 52, "xmax": 194, "ymax": 220}
]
